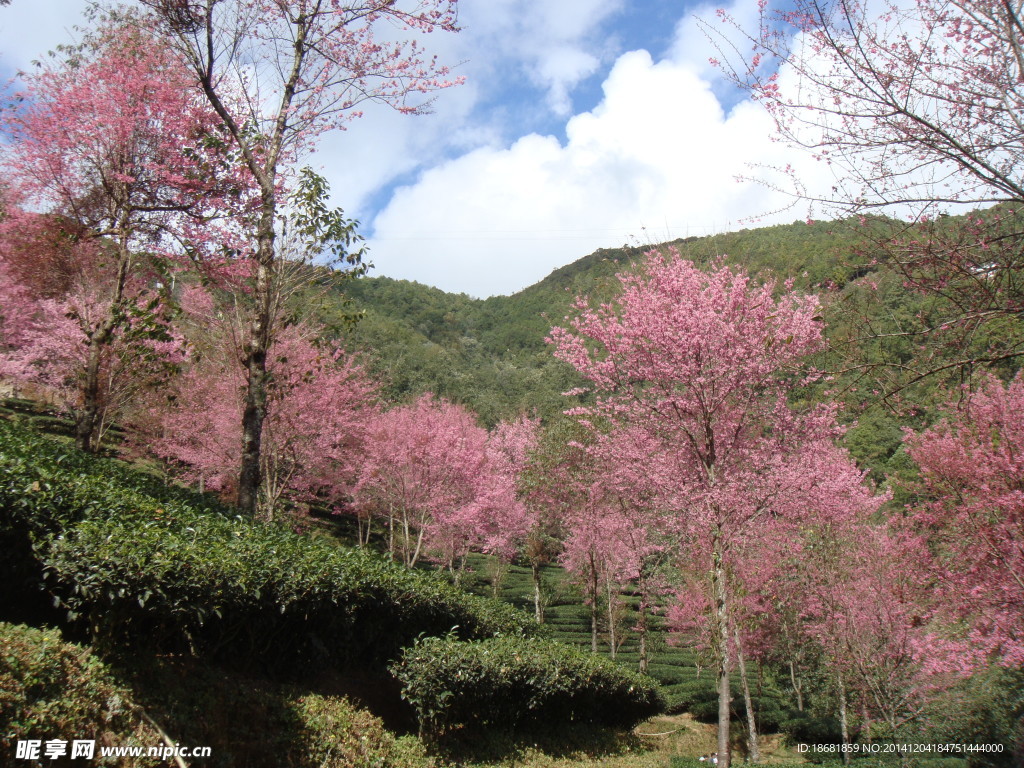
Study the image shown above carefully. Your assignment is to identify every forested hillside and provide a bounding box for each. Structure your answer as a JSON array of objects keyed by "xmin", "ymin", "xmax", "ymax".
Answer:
[{"xmin": 327, "ymin": 217, "xmax": 951, "ymax": 485}]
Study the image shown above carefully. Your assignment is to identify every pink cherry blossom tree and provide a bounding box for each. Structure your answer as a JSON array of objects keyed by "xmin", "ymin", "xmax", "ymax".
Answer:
[
  {"xmin": 135, "ymin": 0, "xmax": 462, "ymax": 516},
  {"xmin": 709, "ymin": 0, "xmax": 1024, "ymax": 382},
  {"xmin": 905, "ymin": 373, "xmax": 1024, "ymax": 666},
  {"xmin": 558, "ymin": 424, "xmax": 672, "ymax": 670},
  {"xmin": 354, "ymin": 394, "xmax": 486, "ymax": 567},
  {"xmin": 712, "ymin": 0, "xmax": 1024, "ymax": 214},
  {"xmin": 465, "ymin": 415, "xmax": 538, "ymax": 586},
  {"xmin": 352, "ymin": 403, "xmax": 533, "ymax": 572},
  {"xmin": 0, "ymin": 19, "xmax": 237, "ymax": 451},
  {"xmin": 550, "ymin": 249, "xmax": 879, "ymax": 767},
  {"xmin": 142, "ymin": 308, "xmax": 378, "ymax": 521}
]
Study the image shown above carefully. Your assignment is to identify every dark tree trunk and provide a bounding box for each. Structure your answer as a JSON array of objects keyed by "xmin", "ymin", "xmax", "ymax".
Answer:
[
  {"xmin": 532, "ymin": 562, "xmax": 544, "ymax": 624},
  {"xmin": 237, "ymin": 202, "xmax": 275, "ymax": 518},
  {"xmin": 75, "ymin": 337, "xmax": 104, "ymax": 453}
]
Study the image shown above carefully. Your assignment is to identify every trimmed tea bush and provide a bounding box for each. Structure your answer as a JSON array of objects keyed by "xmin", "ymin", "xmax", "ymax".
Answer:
[
  {"xmin": 0, "ymin": 622, "xmax": 162, "ymax": 766},
  {"xmin": 43, "ymin": 511, "xmax": 533, "ymax": 668},
  {"xmin": 0, "ymin": 417, "xmax": 228, "ymax": 538},
  {"xmin": 290, "ymin": 694, "xmax": 434, "ymax": 768},
  {"xmin": 0, "ymin": 622, "xmax": 435, "ymax": 768},
  {"xmin": 1, "ymin": 419, "xmax": 534, "ymax": 671},
  {"xmin": 391, "ymin": 635, "xmax": 665, "ymax": 737}
]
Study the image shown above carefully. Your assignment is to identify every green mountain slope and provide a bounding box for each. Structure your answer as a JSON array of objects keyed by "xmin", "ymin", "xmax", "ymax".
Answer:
[
  {"xmin": 321, "ymin": 213, "xmax": 1021, "ymax": 485},
  {"xmin": 323, "ymin": 219, "xmax": 877, "ymax": 425}
]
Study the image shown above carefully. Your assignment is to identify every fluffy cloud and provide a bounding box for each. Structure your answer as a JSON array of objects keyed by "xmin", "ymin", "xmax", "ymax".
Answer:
[{"xmin": 366, "ymin": 37, "xmax": 834, "ymax": 297}]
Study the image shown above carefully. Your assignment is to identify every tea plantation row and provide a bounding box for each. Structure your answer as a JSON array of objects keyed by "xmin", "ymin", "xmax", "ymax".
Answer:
[{"xmin": 0, "ymin": 417, "xmax": 663, "ymax": 747}]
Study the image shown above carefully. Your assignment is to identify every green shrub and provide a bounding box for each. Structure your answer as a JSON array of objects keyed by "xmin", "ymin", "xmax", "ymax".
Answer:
[
  {"xmin": 780, "ymin": 711, "xmax": 844, "ymax": 745},
  {"xmin": 669, "ymin": 759, "xmax": 709, "ymax": 768},
  {"xmin": 663, "ymin": 677, "xmax": 719, "ymax": 718},
  {"xmin": 0, "ymin": 622, "xmax": 435, "ymax": 768},
  {"xmin": 0, "ymin": 622, "xmax": 162, "ymax": 766},
  {"xmin": 0, "ymin": 419, "xmax": 533, "ymax": 671},
  {"xmin": 0, "ymin": 417, "xmax": 227, "ymax": 541},
  {"xmin": 922, "ymin": 666, "xmax": 1024, "ymax": 768},
  {"xmin": 391, "ymin": 635, "xmax": 665, "ymax": 738},
  {"xmin": 290, "ymin": 694, "xmax": 434, "ymax": 768},
  {"xmin": 0, "ymin": 418, "xmax": 230, "ymax": 623},
  {"xmin": 43, "ymin": 511, "xmax": 534, "ymax": 670}
]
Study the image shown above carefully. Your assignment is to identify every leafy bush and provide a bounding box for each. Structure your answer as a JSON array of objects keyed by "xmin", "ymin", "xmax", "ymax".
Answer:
[
  {"xmin": 391, "ymin": 635, "xmax": 665, "ymax": 738},
  {"xmin": 0, "ymin": 622, "xmax": 162, "ymax": 766},
  {"xmin": 0, "ymin": 419, "xmax": 534, "ymax": 671},
  {"xmin": 662, "ymin": 677, "xmax": 720, "ymax": 717},
  {"xmin": 43, "ymin": 510, "xmax": 533, "ymax": 670},
  {"xmin": 0, "ymin": 418, "xmax": 228, "ymax": 623},
  {"xmin": 0, "ymin": 622, "xmax": 434, "ymax": 768},
  {"xmin": 0, "ymin": 417, "xmax": 227, "ymax": 537},
  {"xmin": 780, "ymin": 711, "xmax": 844, "ymax": 746},
  {"xmin": 923, "ymin": 666, "xmax": 1024, "ymax": 768},
  {"xmin": 290, "ymin": 694, "xmax": 434, "ymax": 768}
]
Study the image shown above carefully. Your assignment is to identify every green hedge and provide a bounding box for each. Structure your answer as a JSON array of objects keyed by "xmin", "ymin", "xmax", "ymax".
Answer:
[
  {"xmin": 0, "ymin": 419, "xmax": 533, "ymax": 671},
  {"xmin": 0, "ymin": 417, "xmax": 228, "ymax": 539},
  {"xmin": 43, "ymin": 512, "xmax": 533, "ymax": 669},
  {"xmin": 0, "ymin": 622, "xmax": 162, "ymax": 766},
  {"xmin": 0, "ymin": 622, "xmax": 435, "ymax": 768},
  {"xmin": 391, "ymin": 635, "xmax": 665, "ymax": 738},
  {"xmin": 290, "ymin": 694, "xmax": 434, "ymax": 768}
]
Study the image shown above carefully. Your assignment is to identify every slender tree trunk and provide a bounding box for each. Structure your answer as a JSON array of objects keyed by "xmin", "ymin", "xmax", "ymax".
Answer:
[
  {"xmin": 237, "ymin": 200, "xmax": 275, "ymax": 517},
  {"xmin": 359, "ymin": 513, "xmax": 370, "ymax": 547},
  {"xmin": 712, "ymin": 535, "xmax": 732, "ymax": 768},
  {"xmin": 409, "ymin": 524, "xmax": 426, "ymax": 567},
  {"xmin": 589, "ymin": 558, "xmax": 599, "ymax": 653},
  {"xmin": 531, "ymin": 562, "xmax": 544, "ymax": 624},
  {"xmin": 489, "ymin": 557, "xmax": 508, "ymax": 599},
  {"xmin": 735, "ymin": 625, "xmax": 760, "ymax": 763},
  {"xmin": 606, "ymin": 578, "xmax": 617, "ymax": 659},
  {"xmin": 638, "ymin": 596, "xmax": 650, "ymax": 675},
  {"xmin": 838, "ymin": 672, "xmax": 851, "ymax": 767},
  {"xmin": 387, "ymin": 509, "xmax": 396, "ymax": 560},
  {"xmin": 637, "ymin": 569, "xmax": 654, "ymax": 675},
  {"xmin": 76, "ymin": 236, "xmax": 131, "ymax": 454},
  {"xmin": 76, "ymin": 336, "xmax": 105, "ymax": 453},
  {"xmin": 789, "ymin": 660, "xmax": 804, "ymax": 712}
]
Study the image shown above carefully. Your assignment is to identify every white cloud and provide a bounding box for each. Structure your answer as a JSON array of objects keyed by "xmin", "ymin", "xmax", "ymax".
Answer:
[
  {"xmin": 0, "ymin": 0, "xmax": 90, "ymax": 73},
  {"xmin": 290, "ymin": 0, "xmax": 628, "ymax": 222},
  {"xmin": 459, "ymin": 0, "xmax": 623, "ymax": 115},
  {"xmin": 365, "ymin": 22, "xmax": 836, "ymax": 298}
]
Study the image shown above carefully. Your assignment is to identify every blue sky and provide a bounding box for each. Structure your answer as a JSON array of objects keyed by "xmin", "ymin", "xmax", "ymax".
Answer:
[{"xmin": 0, "ymin": 1, "xmax": 832, "ymax": 298}]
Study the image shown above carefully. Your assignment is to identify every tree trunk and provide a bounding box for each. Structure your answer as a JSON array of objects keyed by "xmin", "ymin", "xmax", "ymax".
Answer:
[
  {"xmin": 75, "ymin": 336, "xmax": 104, "ymax": 453},
  {"xmin": 589, "ymin": 558, "xmax": 599, "ymax": 653},
  {"xmin": 409, "ymin": 524, "xmax": 426, "ymax": 567},
  {"xmin": 531, "ymin": 562, "xmax": 544, "ymax": 624},
  {"xmin": 789, "ymin": 660, "xmax": 804, "ymax": 712},
  {"xmin": 489, "ymin": 558, "xmax": 508, "ymax": 599},
  {"xmin": 735, "ymin": 625, "xmax": 760, "ymax": 763},
  {"xmin": 838, "ymin": 672, "xmax": 851, "ymax": 767},
  {"xmin": 638, "ymin": 598, "xmax": 650, "ymax": 675},
  {"xmin": 237, "ymin": 202, "xmax": 275, "ymax": 518},
  {"xmin": 359, "ymin": 513, "xmax": 371, "ymax": 547},
  {"xmin": 75, "ymin": 236, "xmax": 131, "ymax": 454},
  {"xmin": 712, "ymin": 537, "xmax": 732, "ymax": 768},
  {"xmin": 712, "ymin": 536, "xmax": 729, "ymax": 768},
  {"xmin": 606, "ymin": 578, "xmax": 617, "ymax": 659},
  {"xmin": 387, "ymin": 509, "xmax": 396, "ymax": 560}
]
